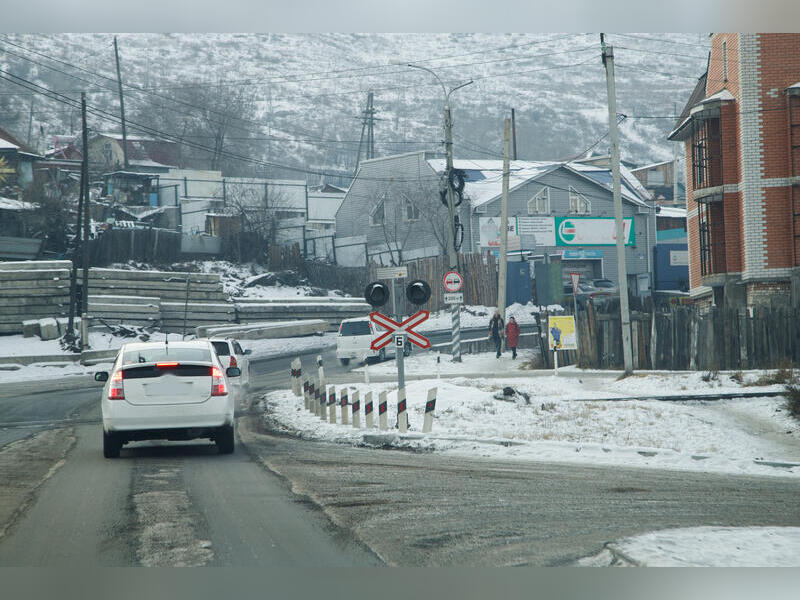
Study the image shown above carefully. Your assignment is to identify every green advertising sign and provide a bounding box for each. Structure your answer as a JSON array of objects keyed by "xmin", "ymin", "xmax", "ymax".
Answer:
[{"xmin": 555, "ymin": 217, "xmax": 635, "ymax": 246}]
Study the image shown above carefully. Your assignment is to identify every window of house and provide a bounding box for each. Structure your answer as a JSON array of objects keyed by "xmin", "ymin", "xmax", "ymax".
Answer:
[
  {"xmin": 569, "ymin": 186, "xmax": 591, "ymax": 214},
  {"xmin": 527, "ymin": 187, "xmax": 550, "ymax": 215},
  {"xmin": 691, "ymin": 118, "xmax": 721, "ymax": 189},
  {"xmin": 370, "ymin": 201, "xmax": 385, "ymax": 226},
  {"xmin": 722, "ymin": 40, "xmax": 728, "ymax": 83},
  {"xmin": 404, "ymin": 199, "xmax": 420, "ymax": 222}
]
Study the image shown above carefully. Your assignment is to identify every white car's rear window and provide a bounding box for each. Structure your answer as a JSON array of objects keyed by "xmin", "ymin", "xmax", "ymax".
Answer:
[
  {"xmin": 122, "ymin": 347, "xmax": 212, "ymax": 365},
  {"xmin": 340, "ymin": 321, "xmax": 371, "ymax": 336}
]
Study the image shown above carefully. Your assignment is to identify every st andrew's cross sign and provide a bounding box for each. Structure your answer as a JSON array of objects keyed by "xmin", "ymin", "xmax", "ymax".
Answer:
[{"xmin": 369, "ymin": 310, "xmax": 430, "ymax": 351}]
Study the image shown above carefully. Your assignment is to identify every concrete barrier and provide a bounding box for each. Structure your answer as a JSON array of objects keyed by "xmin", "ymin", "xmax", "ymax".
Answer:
[
  {"xmin": 38, "ymin": 318, "xmax": 59, "ymax": 341},
  {"xmin": 0, "ymin": 266, "xmax": 71, "ymax": 334},
  {"xmin": 196, "ymin": 319, "xmax": 328, "ymax": 340},
  {"xmin": 397, "ymin": 387, "xmax": 408, "ymax": 433},
  {"xmin": 352, "ymin": 390, "xmax": 361, "ymax": 428},
  {"xmin": 328, "ymin": 387, "xmax": 337, "ymax": 423},
  {"xmin": 340, "ymin": 388, "xmax": 349, "ymax": 425}
]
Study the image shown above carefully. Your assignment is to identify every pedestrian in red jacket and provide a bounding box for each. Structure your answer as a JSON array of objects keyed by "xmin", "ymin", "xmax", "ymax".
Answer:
[{"xmin": 506, "ymin": 316, "xmax": 521, "ymax": 359}]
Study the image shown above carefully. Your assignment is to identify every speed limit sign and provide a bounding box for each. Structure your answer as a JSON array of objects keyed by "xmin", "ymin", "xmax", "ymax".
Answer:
[{"xmin": 443, "ymin": 270, "xmax": 463, "ymax": 292}]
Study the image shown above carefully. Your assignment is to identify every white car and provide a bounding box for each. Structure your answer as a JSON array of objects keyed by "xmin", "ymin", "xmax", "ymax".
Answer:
[
  {"xmin": 336, "ymin": 316, "xmax": 411, "ymax": 366},
  {"xmin": 95, "ymin": 340, "xmax": 240, "ymax": 458},
  {"xmin": 207, "ymin": 338, "xmax": 251, "ymax": 388}
]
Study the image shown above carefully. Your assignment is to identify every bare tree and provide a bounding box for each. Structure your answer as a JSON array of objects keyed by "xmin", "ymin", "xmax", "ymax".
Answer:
[{"xmin": 222, "ymin": 180, "xmax": 300, "ymax": 248}]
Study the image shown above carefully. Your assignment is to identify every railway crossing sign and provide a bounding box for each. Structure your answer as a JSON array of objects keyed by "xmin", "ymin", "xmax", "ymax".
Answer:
[
  {"xmin": 369, "ymin": 310, "xmax": 430, "ymax": 350},
  {"xmin": 443, "ymin": 270, "xmax": 463, "ymax": 292}
]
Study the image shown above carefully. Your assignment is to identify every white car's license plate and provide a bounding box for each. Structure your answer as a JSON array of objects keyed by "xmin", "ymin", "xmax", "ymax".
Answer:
[{"xmin": 144, "ymin": 380, "xmax": 196, "ymax": 396}]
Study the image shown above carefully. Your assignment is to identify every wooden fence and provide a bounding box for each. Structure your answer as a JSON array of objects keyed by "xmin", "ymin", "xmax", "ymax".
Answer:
[{"xmin": 576, "ymin": 303, "xmax": 800, "ymax": 371}]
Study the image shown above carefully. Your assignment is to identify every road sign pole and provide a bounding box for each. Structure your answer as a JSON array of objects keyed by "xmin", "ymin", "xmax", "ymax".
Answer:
[{"xmin": 395, "ymin": 332, "xmax": 405, "ymax": 391}]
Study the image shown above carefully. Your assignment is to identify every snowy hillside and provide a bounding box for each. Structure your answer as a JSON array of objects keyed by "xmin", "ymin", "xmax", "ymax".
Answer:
[{"xmin": 0, "ymin": 33, "xmax": 708, "ymax": 178}]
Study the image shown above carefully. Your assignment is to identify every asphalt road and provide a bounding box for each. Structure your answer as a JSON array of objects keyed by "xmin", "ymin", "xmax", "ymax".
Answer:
[{"xmin": 0, "ymin": 339, "xmax": 799, "ymax": 566}]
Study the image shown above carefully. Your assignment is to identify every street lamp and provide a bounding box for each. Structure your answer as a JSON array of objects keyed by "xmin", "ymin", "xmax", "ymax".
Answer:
[{"xmin": 406, "ymin": 64, "xmax": 472, "ymax": 361}]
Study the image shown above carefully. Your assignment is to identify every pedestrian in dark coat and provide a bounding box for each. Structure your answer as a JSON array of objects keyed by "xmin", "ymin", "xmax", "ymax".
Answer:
[
  {"xmin": 506, "ymin": 316, "xmax": 521, "ymax": 359},
  {"xmin": 488, "ymin": 310, "xmax": 505, "ymax": 358}
]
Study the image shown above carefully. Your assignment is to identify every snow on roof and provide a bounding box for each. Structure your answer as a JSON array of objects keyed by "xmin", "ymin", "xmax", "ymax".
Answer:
[
  {"xmin": 566, "ymin": 162, "xmax": 650, "ymax": 205},
  {"xmin": 0, "ymin": 138, "xmax": 20, "ymax": 150},
  {"xmin": 307, "ymin": 192, "xmax": 344, "ymax": 222},
  {"xmin": 426, "ymin": 158, "xmax": 557, "ymax": 207},
  {"xmin": 657, "ymin": 206, "xmax": 687, "ymax": 219},
  {"xmin": 0, "ymin": 197, "xmax": 37, "ymax": 211},
  {"xmin": 631, "ymin": 160, "xmax": 673, "ymax": 173}
]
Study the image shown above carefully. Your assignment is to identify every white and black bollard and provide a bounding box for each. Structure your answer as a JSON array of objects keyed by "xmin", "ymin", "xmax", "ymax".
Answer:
[
  {"xmin": 397, "ymin": 387, "xmax": 408, "ymax": 433},
  {"xmin": 378, "ymin": 390, "xmax": 388, "ymax": 430},
  {"xmin": 292, "ymin": 357, "xmax": 303, "ymax": 396},
  {"xmin": 364, "ymin": 391, "xmax": 374, "ymax": 429},
  {"xmin": 340, "ymin": 388, "xmax": 349, "ymax": 425},
  {"xmin": 318, "ymin": 383, "xmax": 327, "ymax": 420},
  {"xmin": 311, "ymin": 380, "xmax": 319, "ymax": 416},
  {"xmin": 317, "ymin": 355, "xmax": 325, "ymax": 389},
  {"xmin": 422, "ymin": 387, "xmax": 437, "ymax": 433},
  {"xmin": 328, "ymin": 387, "xmax": 337, "ymax": 424},
  {"xmin": 302, "ymin": 378, "xmax": 310, "ymax": 410},
  {"xmin": 352, "ymin": 390, "xmax": 361, "ymax": 428}
]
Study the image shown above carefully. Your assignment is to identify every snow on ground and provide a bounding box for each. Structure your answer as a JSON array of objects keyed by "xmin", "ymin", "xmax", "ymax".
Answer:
[
  {"xmin": 240, "ymin": 333, "xmax": 336, "ymax": 358},
  {"xmin": 0, "ymin": 330, "xmax": 174, "ymax": 358},
  {"xmin": 0, "ymin": 361, "xmax": 114, "ymax": 383},
  {"xmin": 263, "ymin": 367, "xmax": 800, "ymax": 478},
  {"xmin": 419, "ymin": 302, "xmax": 562, "ymax": 332},
  {"xmin": 579, "ymin": 527, "xmax": 800, "ymax": 567}
]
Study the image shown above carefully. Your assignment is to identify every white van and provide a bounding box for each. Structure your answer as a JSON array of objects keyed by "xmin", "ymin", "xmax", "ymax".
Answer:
[{"xmin": 336, "ymin": 316, "xmax": 411, "ymax": 366}]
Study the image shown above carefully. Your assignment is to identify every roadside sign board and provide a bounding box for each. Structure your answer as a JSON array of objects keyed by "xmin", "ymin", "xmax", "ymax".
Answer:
[
  {"xmin": 376, "ymin": 266, "xmax": 408, "ymax": 280},
  {"xmin": 547, "ymin": 315, "xmax": 577, "ymax": 350},
  {"xmin": 570, "ymin": 272, "xmax": 580, "ymax": 295},
  {"xmin": 442, "ymin": 270, "xmax": 463, "ymax": 292},
  {"xmin": 444, "ymin": 292, "xmax": 464, "ymax": 304},
  {"xmin": 369, "ymin": 310, "xmax": 431, "ymax": 350}
]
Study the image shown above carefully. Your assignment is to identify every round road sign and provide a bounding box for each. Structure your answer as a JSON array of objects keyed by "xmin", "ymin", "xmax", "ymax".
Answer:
[{"xmin": 443, "ymin": 270, "xmax": 463, "ymax": 292}]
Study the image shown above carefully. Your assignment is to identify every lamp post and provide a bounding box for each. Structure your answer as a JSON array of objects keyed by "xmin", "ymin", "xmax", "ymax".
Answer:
[{"xmin": 407, "ymin": 64, "xmax": 472, "ymax": 361}]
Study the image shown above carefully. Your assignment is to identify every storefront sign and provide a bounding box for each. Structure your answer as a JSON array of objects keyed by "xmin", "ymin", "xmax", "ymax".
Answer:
[
  {"xmin": 516, "ymin": 216, "xmax": 556, "ymax": 246},
  {"xmin": 555, "ymin": 217, "xmax": 635, "ymax": 246},
  {"xmin": 479, "ymin": 216, "xmax": 518, "ymax": 248}
]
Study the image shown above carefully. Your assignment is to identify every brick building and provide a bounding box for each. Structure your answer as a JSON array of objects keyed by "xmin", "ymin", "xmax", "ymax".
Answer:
[{"xmin": 668, "ymin": 33, "xmax": 800, "ymax": 308}]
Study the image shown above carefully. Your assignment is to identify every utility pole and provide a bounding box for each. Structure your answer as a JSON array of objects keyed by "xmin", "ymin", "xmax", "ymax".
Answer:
[
  {"xmin": 27, "ymin": 95, "xmax": 34, "ymax": 147},
  {"xmin": 498, "ymin": 118, "xmax": 511, "ymax": 322},
  {"xmin": 113, "ymin": 36, "xmax": 130, "ymax": 169},
  {"xmin": 80, "ymin": 92, "xmax": 90, "ymax": 351},
  {"xmin": 354, "ymin": 91, "xmax": 376, "ymax": 175},
  {"xmin": 66, "ymin": 138, "xmax": 84, "ymax": 347},
  {"xmin": 407, "ymin": 64, "xmax": 472, "ymax": 362},
  {"xmin": 672, "ymin": 103, "xmax": 680, "ymax": 205},
  {"xmin": 601, "ymin": 34, "xmax": 633, "ymax": 374},
  {"xmin": 510, "ymin": 108, "xmax": 518, "ymax": 160}
]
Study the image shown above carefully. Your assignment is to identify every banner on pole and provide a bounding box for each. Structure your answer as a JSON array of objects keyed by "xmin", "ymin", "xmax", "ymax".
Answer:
[{"xmin": 547, "ymin": 315, "xmax": 577, "ymax": 350}]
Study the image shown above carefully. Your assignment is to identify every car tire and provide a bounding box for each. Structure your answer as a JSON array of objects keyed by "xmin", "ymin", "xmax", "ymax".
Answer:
[
  {"xmin": 340, "ymin": 358, "xmax": 350, "ymax": 366},
  {"xmin": 103, "ymin": 430, "xmax": 121, "ymax": 459},
  {"xmin": 216, "ymin": 425, "xmax": 235, "ymax": 455}
]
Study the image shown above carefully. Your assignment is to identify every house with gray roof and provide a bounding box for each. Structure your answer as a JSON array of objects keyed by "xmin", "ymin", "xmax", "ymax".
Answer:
[{"xmin": 334, "ymin": 150, "xmax": 657, "ymax": 293}]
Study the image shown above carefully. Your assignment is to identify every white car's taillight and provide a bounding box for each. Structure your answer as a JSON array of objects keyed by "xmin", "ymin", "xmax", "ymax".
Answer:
[
  {"xmin": 108, "ymin": 370, "xmax": 125, "ymax": 400},
  {"xmin": 211, "ymin": 366, "xmax": 227, "ymax": 396}
]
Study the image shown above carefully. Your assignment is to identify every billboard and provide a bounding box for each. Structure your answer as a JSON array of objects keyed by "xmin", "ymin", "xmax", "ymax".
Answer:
[
  {"xmin": 547, "ymin": 315, "xmax": 577, "ymax": 350},
  {"xmin": 555, "ymin": 217, "xmax": 635, "ymax": 246},
  {"xmin": 479, "ymin": 216, "xmax": 518, "ymax": 248},
  {"xmin": 516, "ymin": 216, "xmax": 556, "ymax": 246}
]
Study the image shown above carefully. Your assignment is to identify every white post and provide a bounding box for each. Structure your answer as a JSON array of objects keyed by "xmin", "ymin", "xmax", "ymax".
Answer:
[
  {"xmin": 422, "ymin": 387, "xmax": 437, "ymax": 433},
  {"xmin": 302, "ymin": 378, "xmax": 309, "ymax": 410},
  {"xmin": 554, "ymin": 347, "xmax": 559, "ymax": 376},
  {"xmin": 365, "ymin": 391, "xmax": 374, "ymax": 428},
  {"xmin": 397, "ymin": 387, "xmax": 408, "ymax": 433},
  {"xmin": 318, "ymin": 382, "xmax": 327, "ymax": 420},
  {"xmin": 290, "ymin": 358, "xmax": 299, "ymax": 396},
  {"xmin": 352, "ymin": 390, "xmax": 361, "ymax": 428},
  {"xmin": 312, "ymin": 379, "xmax": 320, "ymax": 417},
  {"xmin": 328, "ymin": 387, "xmax": 337, "ymax": 424},
  {"xmin": 317, "ymin": 355, "xmax": 325, "ymax": 390},
  {"xmin": 340, "ymin": 388, "xmax": 349, "ymax": 425},
  {"xmin": 378, "ymin": 390, "xmax": 388, "ymax": 430}
]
